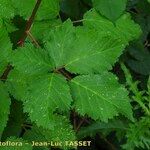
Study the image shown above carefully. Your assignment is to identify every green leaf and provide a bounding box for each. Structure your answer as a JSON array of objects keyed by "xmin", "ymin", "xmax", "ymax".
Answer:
[
  {"xmin": 122, "ymin": 117, "xmax": 150, "ymax": 150},
  {"xmin": 0, "ymin": 81, "xmax": 11, "ymax": 137},
  {"xmin": 48, "ymin": 116, "xmax": 76, "ymax": 145},
  {"xmin": 70, "ymin": 72, "xmax": 133, "ymax": 122},
  {"xmin": 2, "ymin": 20, "xmax": 17, "ymax": 33},
  {"xmin": 92, "ymin": 0, "xmax": 127, "ymax": 21},
  {"xmin": 0, "ymin": 137, "xmax": 32, "ymax": 150},
  {"xmin": 45, "ymin": 20, "xmax": 75, "ymax": 68},
  {"xmin": 31, "ymin": 19, "xmax": 61, "ymax": 41},
  {"xmin": 11, "ymin": 0, "xmax": 60, "ymax": 20},
  {"xmin": 0, "ymin": 21, "xmax": 12, "ymax": 76},
  {"xmin": 24, "ymin": 115, "xmax": 75, "ymax": 149},
  {"xmin": 6, "ymin": 70, "xmax": 29, "ymax": 101},
  {"xmin": 46, "ymin": 20, "xmax": 126, "ymax": 74},
  {"xmin": 12, "ymin": 43, "xmax": 54, "ymax": 75},
  {"xmin": 23, "ymin": 73, "xmax": 72, "ymax": 129},
  {"xmin": 24, "ymin": 126, "xmax": 50, "ymax": 150},
  {"xmin": 0, "ymin": 1, "xmax": 15, "ymax": 19},
  {"xmin": 115, "ymin": 13, "xmax": 142, "ymax": 42},
  {"xmin": 64, "ymin": 28, "xmax": 125, "ymax": 74},
  {"xmin": 83, "ymin": 9, "xmax": 141, "ymax": 44}
]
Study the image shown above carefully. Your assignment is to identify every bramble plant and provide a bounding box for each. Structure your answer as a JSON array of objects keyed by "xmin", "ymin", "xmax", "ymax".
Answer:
[{"xmin": 0, "ymin": 0, "xmax": 150, "ymax": 150}]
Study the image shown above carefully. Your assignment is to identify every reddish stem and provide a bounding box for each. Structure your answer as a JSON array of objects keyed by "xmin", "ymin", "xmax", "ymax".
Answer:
[{"xmin": 18, "ymin": 0, "xmax": 42, "ymax": 46}]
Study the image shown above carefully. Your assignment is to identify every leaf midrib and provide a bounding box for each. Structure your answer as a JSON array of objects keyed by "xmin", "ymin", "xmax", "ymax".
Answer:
[
  {"xmin": 65, "ymin": 44, "xmax": 122, "ymax": 67},
  {"xmin": 72, "ymin": 80, "xmax": 120, "ymax": 109}
]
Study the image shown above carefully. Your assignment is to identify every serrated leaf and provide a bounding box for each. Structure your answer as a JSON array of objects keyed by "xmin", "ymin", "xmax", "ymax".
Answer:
[
  {"xmin": 0, "ymin": 137, "xmax": 32, "ymax": 150},
  {"xmin": 31, "ymin": 19, "xmax": 61, "ymax": 41},
  {"xmin": 0, "ymin": 21, "xmax": 12, "ymax": 76},
  {"xmin": 0, "ymin": 81, "xmax": 11, "ymax": 137},
  {"xmin": 6, "ymin": 70, "xmax": 29, "ymax": 101},
  {"xmin": 64, "ymin": 28, "xmax": 125, "ymax": 74},
  {"xmin": 83, "ymin": 9, "xmax": 141, "ymax": 44},
  {"xmin": 0, "ymin": 0, "xmax": 15, "ymax": 19},
  {"xmin": 12, "ymin": 43, "xmax": 54, "ymax": 75},
  {"xmin": 24, "ymin": 115, "xmax": 75, "ymax": 149},
  {"xmin": 70, "ymin": 72, "xmax": 133, "ymax": 122},
  {"xmin": 2, "ymin": 20, "xmax": 17, "ymax": 33},
  {"xmin": 92, "ymin": 0, "xmax": 127, "ymax": 21},
  {"xmin": 11, "ymin": 0, "xmax": 60, "ymax": 20},
  {"xmin": 45, "ymin": 20, "xmax": 126, "ymax": 74},
  {"xmin": 45, "ymin": 20, "xmax": 75, "ymax": 68},
  {"xmin": 115, "ymin": 13, "xmax": 142, "ymax": 42},
  {"xmin": 23, "ymin": 73, "xmax": 72, "ymax": 129},
  {"xmin": 23, "ymin": 126, "xmax": 49, "ymax": 150},
  {"xmin": 48, "ymin": 116, "xmax": 76, "ymax": 146}
]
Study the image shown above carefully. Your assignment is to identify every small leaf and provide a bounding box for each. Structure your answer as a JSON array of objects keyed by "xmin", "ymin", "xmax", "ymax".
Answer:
[{"xmin": 70, "ymin": 72, "xmax": 133, "ymax": 122}]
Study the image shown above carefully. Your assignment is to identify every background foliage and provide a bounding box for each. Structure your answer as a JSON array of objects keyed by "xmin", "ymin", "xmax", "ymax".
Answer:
[{"xmin": 0, "ymin": 0, "xmax": 150, "ymax": 150}]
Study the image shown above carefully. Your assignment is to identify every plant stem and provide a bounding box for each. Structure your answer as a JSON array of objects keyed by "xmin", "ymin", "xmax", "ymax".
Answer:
[
  {"xmin": 18, "ymin": 0, "xmax": 42, "ymax": 46},
  {"xmin": 27, "ymin": 31, "xmax": 40, "ymax": 48},
  {"xmin": 76, "ymin": 119, "xmax": 85, "ymax": 132},
  {"xmin": 58, "ymin": 68, "xmax": 72, "ymax": 80},
  {"xmin": 54, "ymin": 68, "xmax": 73, "ymax": 80}
]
